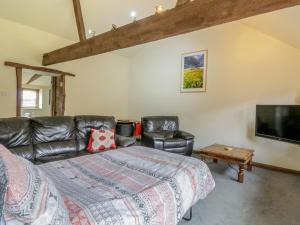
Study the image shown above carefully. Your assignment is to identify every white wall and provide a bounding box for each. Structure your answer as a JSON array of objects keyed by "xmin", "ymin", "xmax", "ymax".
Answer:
[
  {"xmin": 56, "ymin": 54, "xmax": 129, "ymax": 119},
  {"xmin": 127, "ymin": 23, "xmax": 300, "ymax": 170},
  {"xmin": 0, "ymin": 18, "xmax": 129, "ymax": 119}
]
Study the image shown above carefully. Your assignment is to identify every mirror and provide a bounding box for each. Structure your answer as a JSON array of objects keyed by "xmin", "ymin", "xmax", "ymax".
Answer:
[{"xmin": 21, "ymin": 69, "xmax": 53, "ymax": 118}]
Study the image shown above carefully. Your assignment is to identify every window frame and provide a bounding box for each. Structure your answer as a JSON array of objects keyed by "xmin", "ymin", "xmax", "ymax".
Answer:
[{"xmin": 21, "ymin": 88, "xmax": 40, "ymax": 109}]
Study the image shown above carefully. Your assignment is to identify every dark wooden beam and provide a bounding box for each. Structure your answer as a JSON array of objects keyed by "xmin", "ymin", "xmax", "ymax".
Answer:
[
  {"xmin": 43, "ymin": 0, "xmax": 300, "ymax": 65},
  {"xmin": 16, "ymin": 68, "xmax": 22, "ymax": 117},
  {"xmin": 73, "ymin": 0, "xmax": 86, "ymax": 42},
  {"xmin": 176, "ymin": 0, "xmax": 190, "ymax": 7},
  {"xmin": 26, "ymin": 74, "xmax": 43, "ymax": 84},
  {"xmin": 4, "ymin": 61, "xmax": 75, "ymax": 77}
]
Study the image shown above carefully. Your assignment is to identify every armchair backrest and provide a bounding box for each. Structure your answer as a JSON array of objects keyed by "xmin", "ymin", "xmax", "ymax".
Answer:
[{"xmin": 142, "ymin": 116, "xmax": 179, "ymax": 133}]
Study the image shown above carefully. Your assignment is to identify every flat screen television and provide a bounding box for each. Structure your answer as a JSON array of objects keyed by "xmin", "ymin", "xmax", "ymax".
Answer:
[{"xmin": 256, "ymin": 105, "xmax": 300, "ymax": 144}]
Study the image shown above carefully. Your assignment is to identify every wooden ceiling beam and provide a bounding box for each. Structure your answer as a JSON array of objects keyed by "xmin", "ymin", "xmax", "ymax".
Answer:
[
  {"xmin": 4, "ymin": 61, "xmax": 75, "ymax": 77},
  {"xmin": 72, "ymin": 0, "xmax": 86, "ymax": 42},
  {"xmin": 26, "ymin": 74, "xmax": 43, "ymax": 85},
  {"xmin": 43, "ymin": 0, "xmax": 300, "ymax": 66},
  {"xmin": 176, "ymin": 0, "xmax": 190, "ymax": 7}
]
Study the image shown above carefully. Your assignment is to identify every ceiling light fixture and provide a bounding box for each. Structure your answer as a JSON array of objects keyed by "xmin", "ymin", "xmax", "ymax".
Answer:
[
  {"xmin": 88, "ymin": 29, "xmax": 96, "ymax": 37},
  {"xmin": 155, "ymin": 5, "xmax": 164, "ymax": 14},
  {"xmin": 130, "ymin": 11, "xmax": 137, "ymax": 22}
]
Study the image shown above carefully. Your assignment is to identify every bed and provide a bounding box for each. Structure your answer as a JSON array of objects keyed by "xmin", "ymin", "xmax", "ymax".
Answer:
[{"xmin": 38, "ymin": 146, "xmax": 215, "ymax": 225}]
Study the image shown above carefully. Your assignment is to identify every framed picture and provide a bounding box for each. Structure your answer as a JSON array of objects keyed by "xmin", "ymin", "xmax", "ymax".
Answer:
[{"xmin": 181, "ymin": 50, "xmax": 208, "ymax": 92}]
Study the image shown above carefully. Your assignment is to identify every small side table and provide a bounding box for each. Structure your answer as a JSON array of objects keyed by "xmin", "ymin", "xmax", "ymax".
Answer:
[{"xmin": 195, "ymin": 144, "xmax": 254, "ymax": 183}]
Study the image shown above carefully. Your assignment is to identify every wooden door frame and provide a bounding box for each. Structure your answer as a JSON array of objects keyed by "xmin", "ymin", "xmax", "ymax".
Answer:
[{"xmin": 4, "ymin": 61, "xmax": 74, "ymax": 117}]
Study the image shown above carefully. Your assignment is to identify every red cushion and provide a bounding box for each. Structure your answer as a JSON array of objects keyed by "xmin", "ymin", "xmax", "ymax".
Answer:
[{"xmin": 87, "ymin": 129, "xmax": 116, "ymax": 153}]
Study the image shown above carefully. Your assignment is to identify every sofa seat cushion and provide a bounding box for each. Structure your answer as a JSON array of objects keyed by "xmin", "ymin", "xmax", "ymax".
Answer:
[
  {"xmin": 32, "ymin": 117, "xmax": 77, "ymax": 158},
  {"xmin": 10, "ymin": 145, "xmax": 34, "ymax": 161},
  {"xmin": 35, "ymin": 151, "xmax": 90, "ymax": 164},
  {"xmin": 164, "ymin": 138, "xmax": 187, "ymax": 148},
  {"xmin": 35, "ymin": 140, "xmax": 77, "ymax": 159}
]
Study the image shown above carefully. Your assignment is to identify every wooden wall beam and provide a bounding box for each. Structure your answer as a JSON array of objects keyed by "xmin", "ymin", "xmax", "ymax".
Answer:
[
  {"xmin": 4, "ymin": 61, "xmax": 75, "ymax": 77},
  {"xmin": 43, "ymin": 0, "xmax": 300, "ymax": 65},
  {"xmin": 73, "ymin": 0, "xmax": 86, "ymax": 42}
]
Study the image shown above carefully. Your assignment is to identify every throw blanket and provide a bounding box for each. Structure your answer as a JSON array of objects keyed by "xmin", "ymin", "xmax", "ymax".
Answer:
[{"xmin": 39, "ymin": 146, "xmax": 215, "ymax": 225}]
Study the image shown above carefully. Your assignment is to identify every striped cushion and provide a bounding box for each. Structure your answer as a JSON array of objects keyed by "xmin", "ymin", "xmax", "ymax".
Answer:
[{"xmin": 0, "ymin": 144, "xmax": 70, "ymax": 225}]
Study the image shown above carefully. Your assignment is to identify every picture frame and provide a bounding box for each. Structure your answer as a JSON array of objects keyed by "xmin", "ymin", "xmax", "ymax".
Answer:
[{"xmin": 181, "ymin": 50, "xmax": 208, "ymax": 93}]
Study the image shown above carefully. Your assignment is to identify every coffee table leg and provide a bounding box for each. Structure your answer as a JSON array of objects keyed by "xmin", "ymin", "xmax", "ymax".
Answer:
[
  {"xmin": 238, "ymin": 164, "xmax": 245, "ymax": 183},
  {"xmin": 247, "ymin": 157, "xmax": 253, "ymax": 172}
]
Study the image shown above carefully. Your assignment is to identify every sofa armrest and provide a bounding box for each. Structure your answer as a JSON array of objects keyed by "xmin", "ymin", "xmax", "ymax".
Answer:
[
  {"xmin": 115, "ymin": 135, "xmax": 136, "ymax": 147},
  {"xmin": 174, "ymin": 130, "xmax": 195, "ymax": 140}
]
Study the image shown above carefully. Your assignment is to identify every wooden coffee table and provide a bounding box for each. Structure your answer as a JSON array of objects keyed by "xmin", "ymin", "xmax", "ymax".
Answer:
[{"xmin": 196, "ymin": 144, "xmax": 254, "ymax": 183}]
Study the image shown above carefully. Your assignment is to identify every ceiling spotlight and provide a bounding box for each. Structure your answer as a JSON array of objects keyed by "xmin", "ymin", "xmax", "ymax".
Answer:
[
  {"xmin": 130, "ymin": 11, "xmax": 137, "ymax": 21},
  {"xmin": 155, "ymin": 5, "xmax": 164, "ymax": 14},
  {"xmin": 88, "ymin": 29, "xmax": 96, "ymax": 37}
]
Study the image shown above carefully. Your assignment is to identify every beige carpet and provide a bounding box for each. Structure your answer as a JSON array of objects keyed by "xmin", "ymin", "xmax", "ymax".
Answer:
[{"xmin": 179, "ymin": 161, "xmax": 300, "ymax": 225}]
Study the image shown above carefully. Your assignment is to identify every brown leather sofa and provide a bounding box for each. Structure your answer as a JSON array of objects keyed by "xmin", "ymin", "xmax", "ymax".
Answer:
[{"xmin": 0, "ymin": 116, "xmax": 135, "ymax": 164}]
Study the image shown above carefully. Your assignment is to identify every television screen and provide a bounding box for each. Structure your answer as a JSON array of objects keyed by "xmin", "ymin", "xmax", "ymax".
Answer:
[{"xmin": 256, "ymin": 105, "xmax": 300, "ymax": 144}]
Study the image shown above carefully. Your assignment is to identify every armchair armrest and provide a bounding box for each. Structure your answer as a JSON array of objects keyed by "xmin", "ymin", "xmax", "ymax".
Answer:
[
  {"xmin": 174, "ymin": 130, "xmax": 194, "ymax": 140},
  {"xmin": 143, "ymin": 132, "xmax": 168, "ymax": 141}
]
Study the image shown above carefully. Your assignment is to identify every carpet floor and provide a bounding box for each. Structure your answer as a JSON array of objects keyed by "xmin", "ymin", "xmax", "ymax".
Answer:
[{"xmin": 179, "ymin": 161, "xmax": 300, "ymax": 225}]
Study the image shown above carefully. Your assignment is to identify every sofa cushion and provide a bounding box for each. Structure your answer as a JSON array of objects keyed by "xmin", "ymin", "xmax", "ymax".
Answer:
[
  {"xmin": 115, "ymin": 135, "xmax": 136, "ymax": 147},
  {"xmin": 31, "ymin": 116, "xmax": 77, "ymax": 159},
  {"xmin": 75, "ymin": 116, "xmax": 115, "ymax": 151},
  {"xmin": 0, "ymin": 144, "xmax": 70, "ymax": 225},
  {"xmin": 35, "ymin": 151, "xmax": 90, "ymax": 164},
  {"xmin": 87, "ymin": 129, "xmax": 116, "ymax": 152},
  {"xmin": 0, "ymin": 118, "xmax": 33, "ymax": 160}
]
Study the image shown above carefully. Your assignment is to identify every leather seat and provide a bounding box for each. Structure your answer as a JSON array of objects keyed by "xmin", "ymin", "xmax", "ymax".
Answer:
[{"xmin": 141, "ymin": 116, "xmax": 194, "ymax": 156}]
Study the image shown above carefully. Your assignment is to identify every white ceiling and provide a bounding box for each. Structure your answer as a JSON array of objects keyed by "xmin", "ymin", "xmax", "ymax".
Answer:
[
  {"xmin": 0, "ymin": 1, "xmax": 299, "ymax": 52},
  {"xmin": 0, "ymin": 0, "xmax": 177, "ymax": 41},
  {"xmin": 242, "ymin": 6, "xmax": 300, "ymax": 50}
]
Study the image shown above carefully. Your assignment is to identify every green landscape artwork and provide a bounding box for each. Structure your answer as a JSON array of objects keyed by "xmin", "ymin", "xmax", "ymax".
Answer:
[{"xmin": 181, "ymin": 50, "xmax": 207, "ymax": 92}]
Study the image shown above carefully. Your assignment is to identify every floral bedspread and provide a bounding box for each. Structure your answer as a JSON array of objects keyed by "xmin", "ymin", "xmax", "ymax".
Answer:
[{"xmin": 39, "ymin": 146, "xmax": 215, "ymax": 225}]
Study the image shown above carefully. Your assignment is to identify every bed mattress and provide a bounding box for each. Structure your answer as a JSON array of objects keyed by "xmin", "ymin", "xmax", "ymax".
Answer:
[{"xmin": 39, "ymin": 146, "xmax": 215, "ymax": 225}]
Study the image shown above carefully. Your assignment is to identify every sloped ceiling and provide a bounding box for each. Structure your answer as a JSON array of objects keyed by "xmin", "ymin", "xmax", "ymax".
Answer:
[
  {"xmin": 0, "ymin": 1, "xmax": 299, "ymax": 52},
  {"xmin": 242, "ymin": 6, "xmax": 300, "ymax": 50},
  {"xmin": 0, "ymin": 0, "xmax": 77, "ymax": 40},
  {"xmin": 0, "ymin": 0, "xmax": 177, "ymax": 41}
]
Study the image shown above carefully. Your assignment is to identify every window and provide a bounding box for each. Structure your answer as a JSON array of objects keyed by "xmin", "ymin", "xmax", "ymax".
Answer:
[{"xmin": 22, "ymin": 89, "xmax": 40, "ymax": 108}]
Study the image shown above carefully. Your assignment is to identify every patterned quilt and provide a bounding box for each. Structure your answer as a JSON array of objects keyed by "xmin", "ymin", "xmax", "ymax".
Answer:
[{"xmin": 39, "ymin": 146, "xmax": 215, "ymax": 225}]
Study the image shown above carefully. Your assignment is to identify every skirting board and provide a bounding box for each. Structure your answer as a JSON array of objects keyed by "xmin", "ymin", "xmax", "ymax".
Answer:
[{"xmin": 253, "ymin": 162, "xmax": 300, "ymax": 176}]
